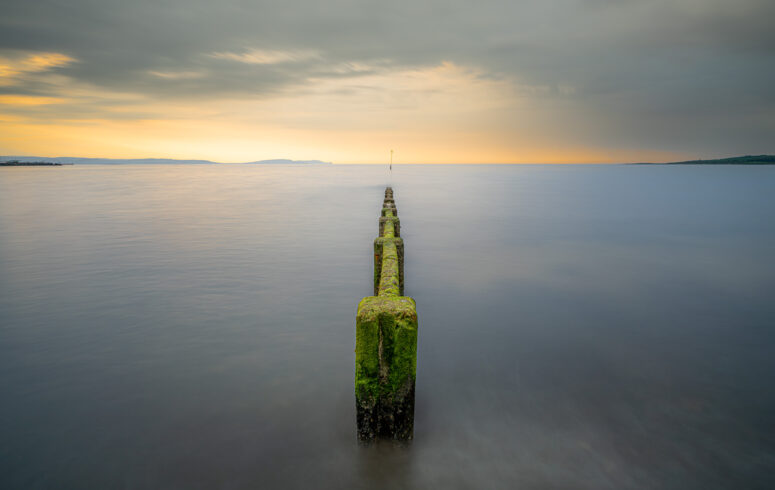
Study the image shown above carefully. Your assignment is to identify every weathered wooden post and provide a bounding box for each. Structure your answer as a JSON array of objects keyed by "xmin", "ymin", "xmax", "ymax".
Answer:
[{"xmin": 356, "ymin": 187, "xmax": 418, "ymax": 442}]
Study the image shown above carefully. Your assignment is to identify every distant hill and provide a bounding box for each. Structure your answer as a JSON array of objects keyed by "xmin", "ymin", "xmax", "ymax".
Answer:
[
  {"xmin": 641, "ymin": 155, "xmax": 775, "ymax": 165},
  {"xmin": 0, "ymin": 156, "xmax": 331, "ymax": 165},
  {"xmin": 242, "ymin": 159, "xmax": 330, "ymax": 165}
]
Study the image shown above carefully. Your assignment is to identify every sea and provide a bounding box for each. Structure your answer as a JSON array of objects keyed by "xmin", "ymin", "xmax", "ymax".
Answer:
[{"xmin": 1, "ymin": 164, "xmax": 774, "ymax": 489}]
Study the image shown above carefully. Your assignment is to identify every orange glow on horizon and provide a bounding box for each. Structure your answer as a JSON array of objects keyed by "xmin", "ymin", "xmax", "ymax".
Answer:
[
  {"xmin": 0, "ymin": 116, "xmax": 687, "ymax": 164},
  {"xmin": 0, "ymin": 53, "xmax": 692, "ymax": 164}
]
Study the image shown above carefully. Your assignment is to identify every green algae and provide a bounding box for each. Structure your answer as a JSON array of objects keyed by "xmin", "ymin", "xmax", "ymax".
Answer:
[
  {"xmin": 356, "ymin": 187, "xmax": 417, "ymax": 441},
  {"xmin": 373, "ymin": 237, "xmax": 404, "ymax": 296},
  {"xmin": 379, "ymin": 216, "xmax": 401, "ymax": 237},
  {"xmin": 355, "ymin": 296, "xmax": 417, "ymax": 401},
  {"xmin": 377, "ymin": 240, "xmax": 401, "ymax": 296},
  {"xmin": 383, "ymin": 219, "xmax": 395, "ymax": 238}
]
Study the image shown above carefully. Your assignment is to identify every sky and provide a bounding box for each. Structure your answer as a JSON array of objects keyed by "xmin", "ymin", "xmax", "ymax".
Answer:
[{"xmin": 1, "ymin": 0, "xmax": 773, "ymax": 163}]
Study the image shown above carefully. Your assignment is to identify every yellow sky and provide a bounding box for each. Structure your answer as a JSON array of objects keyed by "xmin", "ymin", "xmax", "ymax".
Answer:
[{"xmin": 0, "ymin": 52, "xmax": 685, "ymax": 163}]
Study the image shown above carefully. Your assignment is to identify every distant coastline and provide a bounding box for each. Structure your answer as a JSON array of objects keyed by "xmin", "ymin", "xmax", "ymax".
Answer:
[
  {"xmin": 636, "ymin": 155, "xmax": 775, "ymax": 165},
  {"xmin": 0, "ymin": 156, "xmax": 332, "ymax": 165},
  {"xmin": 4, "ymin": 154, "xmax": 774, "ymax": 166},
  {"xmin": 0, "ymin": 160, "xmax": 66, "ymax": 166}
]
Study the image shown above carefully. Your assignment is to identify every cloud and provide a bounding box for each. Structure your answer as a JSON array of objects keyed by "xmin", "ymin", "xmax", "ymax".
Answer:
[
  {"xmin": 0, "ymin": 51, "xmax": 76, "ymax": 85},
  {"xmin": 0, "ymin": 94, "xmax": 66, "ymax": 106},
  {"xmin": 21, "ymin": 52, "xmax": 75, "ymax": 71},
  {"xmin": 209, "ymin": 48, "xmax": 319, "ymax": 65},
  {"xmin": 0, "ymin": 0, "xmax": 773, "ymax": 160},
  {"xmin": 148, "ymin": 70, "xmax": 206, "ymax": 80}
]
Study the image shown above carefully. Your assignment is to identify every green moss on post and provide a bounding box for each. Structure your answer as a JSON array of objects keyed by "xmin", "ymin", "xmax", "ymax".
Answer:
[
  {"xmin": 373, "ymin": 237, "xmax": 404, "ymax": 296},
  {"xmin": 379, "ymin": 216, "xmax": 401, "ymax": 237},
  {"xmin": 356, "ymin": 187, "xmax": 417, "ymax": 443},
  {"xmin": 356, "ymin": 296, "xmax": 417, "ymax": 441}
]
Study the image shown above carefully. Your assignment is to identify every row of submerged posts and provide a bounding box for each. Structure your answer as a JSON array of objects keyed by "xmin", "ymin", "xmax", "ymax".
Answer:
[{"xmin": 355, "ymin": 187, "xmax": 418, "ymax": 443}]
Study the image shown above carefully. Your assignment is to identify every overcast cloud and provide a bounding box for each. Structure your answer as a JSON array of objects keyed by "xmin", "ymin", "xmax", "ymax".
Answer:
[{"xmin": 1, "ymin": 0, "xmax": 773, "ymax": 161}]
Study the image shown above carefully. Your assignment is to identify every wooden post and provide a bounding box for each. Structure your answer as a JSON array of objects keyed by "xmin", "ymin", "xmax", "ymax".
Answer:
[{"xmin": 356, "ymin": 187, "xmax": 417, "ymax": 442}]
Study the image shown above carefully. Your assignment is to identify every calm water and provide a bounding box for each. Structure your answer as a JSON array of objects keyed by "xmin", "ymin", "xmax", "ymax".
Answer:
[{"xmin": 1, "ymin": 164, "xmax": 774, "ymax": 489}]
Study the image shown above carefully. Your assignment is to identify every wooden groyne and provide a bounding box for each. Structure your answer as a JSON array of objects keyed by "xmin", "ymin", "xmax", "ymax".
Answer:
[{"xmin": 355, "ymin": 187, "xmax": 418, "ymax": 442}]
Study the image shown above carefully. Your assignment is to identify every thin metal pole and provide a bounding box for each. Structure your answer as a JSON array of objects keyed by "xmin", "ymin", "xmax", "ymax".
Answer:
[{"xmin": 389, "ymin": 149, "xmax": 393, "ymax": 184}]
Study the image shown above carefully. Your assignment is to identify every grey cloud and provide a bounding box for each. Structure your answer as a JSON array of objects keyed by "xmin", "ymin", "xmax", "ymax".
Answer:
[{"xmin": 1, "ymin": 0, "xmax": 773, "ymax": 156}]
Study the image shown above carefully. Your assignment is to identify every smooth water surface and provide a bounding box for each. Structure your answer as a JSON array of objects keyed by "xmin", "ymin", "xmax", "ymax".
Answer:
[{"xmin": 1, "ymin": 164, "xmax": 774, "ymax": 489}]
